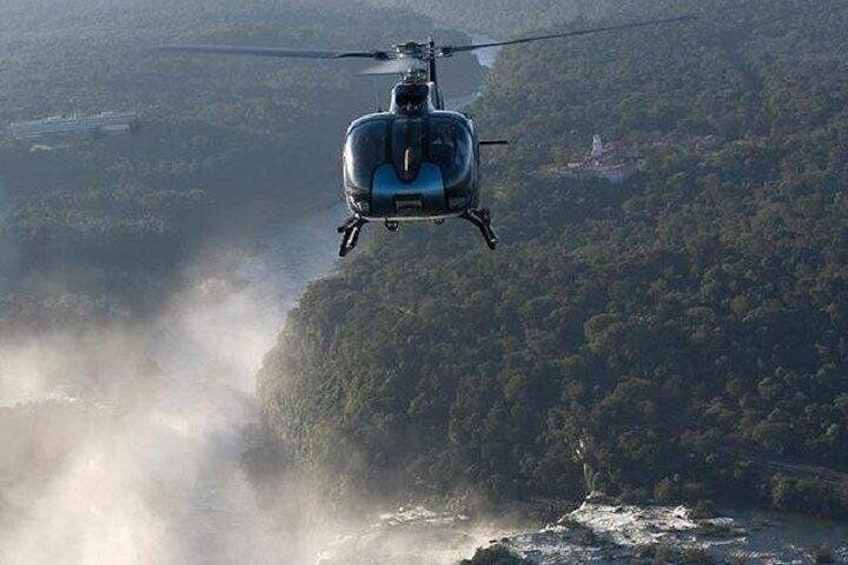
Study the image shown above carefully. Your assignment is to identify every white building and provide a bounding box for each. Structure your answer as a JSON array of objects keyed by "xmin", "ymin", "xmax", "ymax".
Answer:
[
  {"xmin": 591, "ymin": 134, "xmax": 605, "ymax": 159},
  {"xmin": 6, "ymin": 111, "xmax": 141, "ymax": 140}
]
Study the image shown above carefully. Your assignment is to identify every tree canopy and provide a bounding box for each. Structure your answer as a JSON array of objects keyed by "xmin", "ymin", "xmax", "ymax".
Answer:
[{"xmin": 258, "ymin": 0, "xmax": 848, "ymax": 517}]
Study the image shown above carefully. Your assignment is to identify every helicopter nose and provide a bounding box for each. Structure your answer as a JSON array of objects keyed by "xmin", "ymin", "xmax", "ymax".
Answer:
[{"xmin": 370, "ymin": 163, "xmax": 445, "ymax": 217}]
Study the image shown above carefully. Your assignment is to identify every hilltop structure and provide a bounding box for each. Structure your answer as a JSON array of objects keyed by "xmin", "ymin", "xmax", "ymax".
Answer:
[
  {"xmin": 6, "ymin": 111, "xmax": 141, "ymax": 141},
  {"xmin": 556, "ymin": 134, "xmax": 633, "ymax": 184}
]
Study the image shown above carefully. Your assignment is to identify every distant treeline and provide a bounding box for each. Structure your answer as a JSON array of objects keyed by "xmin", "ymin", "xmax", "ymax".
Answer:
[
  {"xmin": 363, "ymin": 0, "xmax": 690, "ymax": 35},
  {"xmin": 258, "ymin": 0, "xmax": 848, "ymax": 518}
]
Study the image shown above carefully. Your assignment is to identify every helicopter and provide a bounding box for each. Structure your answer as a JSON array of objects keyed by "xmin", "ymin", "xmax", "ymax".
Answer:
[{"xmin": 162, "ymin": 16, "xmax": 692, "ymax": 256}]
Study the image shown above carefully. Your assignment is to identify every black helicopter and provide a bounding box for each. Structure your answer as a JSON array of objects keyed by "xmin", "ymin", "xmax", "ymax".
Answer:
[{"xmin": 162, "ymin": 16, "xmax": 691, "ymax": 256}]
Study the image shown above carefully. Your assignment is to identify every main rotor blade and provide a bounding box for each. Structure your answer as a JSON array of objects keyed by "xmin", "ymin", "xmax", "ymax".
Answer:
[
  {"xmin": 361, "ymin": 58, "xmax": 427, "ymax": 75},
  {"xmin": 159, "ymin": 45, "xmax": 387, "ymax": 60},
  {"xmin": 441, "ymin": 15, "xmax": 695, "ymax": 55}
]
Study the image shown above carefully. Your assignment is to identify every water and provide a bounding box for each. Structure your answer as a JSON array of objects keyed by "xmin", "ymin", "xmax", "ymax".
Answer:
[
  {"xmin": 315, "ymin": 501, "xmax": 848, "ymax": 564},
  {"xmin": 446, "ymin": 33, "xmax": 500, "ymax": 111},
  {"xmin": 469, "ymin": 34, "xmax": 501, "ymax": 69},
  {"xmin": 499, "ymin": 502, "xmax": 848, "ymax": 564}
]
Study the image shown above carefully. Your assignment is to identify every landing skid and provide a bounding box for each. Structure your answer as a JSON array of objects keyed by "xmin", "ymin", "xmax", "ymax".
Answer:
[
  {"xmin": 338, "ymin": 209, "xmax": 498, "ymax": 257},
  {"xmin": 462, "ymin": 208, "xmax": 499, "ymax": 250},
  {"xmin": 337, "ymin": 215, "xmax": 367, "ymax": 257}
]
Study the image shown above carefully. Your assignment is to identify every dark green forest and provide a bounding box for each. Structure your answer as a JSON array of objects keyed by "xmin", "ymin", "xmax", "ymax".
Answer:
[
  {"xmin": 0, "ymin": 0, "xmax": 482, "ymax": 330},
  {"xmin": 258, "ymin": 0, "xmax": 848, "ymax": 518}
]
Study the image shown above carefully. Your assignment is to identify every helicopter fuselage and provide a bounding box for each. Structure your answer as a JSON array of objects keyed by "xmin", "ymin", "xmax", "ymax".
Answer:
[{"xmin": 342, "ymin": 80, "xmax": 480, "ymax": 223}]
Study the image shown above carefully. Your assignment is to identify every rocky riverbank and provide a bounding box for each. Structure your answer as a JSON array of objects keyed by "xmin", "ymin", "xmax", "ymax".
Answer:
[{"xmin": 312, "ymin": 497, "xmax": 847, "ymax": 564}]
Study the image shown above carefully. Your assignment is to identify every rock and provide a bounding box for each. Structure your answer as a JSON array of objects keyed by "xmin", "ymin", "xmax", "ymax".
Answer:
[{"xmin": 460, "ymin": 544, "xmax": 532, "ymax": 565}]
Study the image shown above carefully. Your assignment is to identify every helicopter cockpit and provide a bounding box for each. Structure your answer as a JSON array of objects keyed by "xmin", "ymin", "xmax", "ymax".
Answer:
[{"xmin": 343, "ymin": 112, "xmax": 475, "ymax": 217}]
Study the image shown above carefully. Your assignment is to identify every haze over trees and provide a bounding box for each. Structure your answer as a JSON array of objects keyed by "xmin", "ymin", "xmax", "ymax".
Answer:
[
  {"xmin": 258, "ymin": 0, "xmax": 848, "ymax": 518},
  {"xmin": 0, "ymin": 0, "xmax": 481, "ymax": 330},
  {"xmin": 1, "ymin": 2, "xmax": 486, "ymax": 555}
]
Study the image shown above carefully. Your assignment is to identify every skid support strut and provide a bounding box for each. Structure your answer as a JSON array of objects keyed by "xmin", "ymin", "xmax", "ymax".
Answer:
[
  {"xmin": 461, "ymin": 208, "xmax": 499, "ymax": 250},
  {"xmin": 337, "ymin": 215, "xmax": 368, "ymax": 257}
]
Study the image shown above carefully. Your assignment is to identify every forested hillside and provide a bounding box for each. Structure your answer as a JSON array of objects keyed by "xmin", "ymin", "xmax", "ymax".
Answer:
[
  {"xmin": 258, "ymin": 0, "xmax": 848, "ymax": 517},
  {"xmin": 0, "ymin": 0, "xmax": 481, "ymax": 330}
]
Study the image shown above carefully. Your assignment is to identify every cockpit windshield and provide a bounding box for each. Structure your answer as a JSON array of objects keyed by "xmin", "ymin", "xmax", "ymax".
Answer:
[
  {"xmin": 344, "ymin": 119, "xmax": 388, "ymax": 190},
  {"xmin": 344, "ymin": 114, "xmax": 473, "ymax": 190},
  {"xmin": 391, "ymin": 119, "xmax": 425, "ymax": 182}
]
